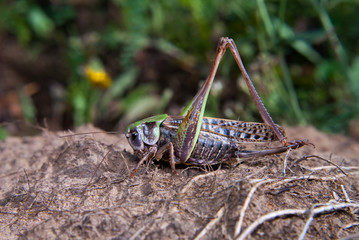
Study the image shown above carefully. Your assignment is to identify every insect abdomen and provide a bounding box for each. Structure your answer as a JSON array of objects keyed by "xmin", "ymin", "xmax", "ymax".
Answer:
[
  {"xmin": 160, "ymin": 116, "xmax": 284, "ymax": 165},
  {"xmin": 188, "ymin": 133, "xmax": 233, "ymax": 165}
]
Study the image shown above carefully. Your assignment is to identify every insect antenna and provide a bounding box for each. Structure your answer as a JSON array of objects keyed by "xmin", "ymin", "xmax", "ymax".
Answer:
[
  {"xmin": 58, "ymin": 129, "xmax": 127, "ymax": 193},
  {"xmin": 81, "ymin": 143, "xmax": 114, "ymax": 194},
  {"xmin": 59, "ymin": 131, "xmax": 119, "ymax": 138}
]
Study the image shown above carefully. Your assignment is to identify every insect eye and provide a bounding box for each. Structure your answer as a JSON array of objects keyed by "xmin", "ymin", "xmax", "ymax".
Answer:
[
  {"xmin": 127, "ymin": 129, "xmax": 144, "ymax": 150},
  {"xmin": 131, "ymin": 131, "xmax": 138, "ymax": 141}
]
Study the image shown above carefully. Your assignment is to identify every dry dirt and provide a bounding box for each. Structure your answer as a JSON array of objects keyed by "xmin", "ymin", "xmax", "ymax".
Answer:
[{"xmin": 0, "ymin": 125, "xmax": 358, "ymax": 240}]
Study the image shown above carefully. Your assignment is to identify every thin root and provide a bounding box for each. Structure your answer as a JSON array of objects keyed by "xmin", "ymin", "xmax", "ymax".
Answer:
[
  {"xmin": 235, "ymin": 202, "xmax": 359, "ymax": 240},
  {"xmin": 193, "ymin": 206, "xmax": 226, "ymax": 240},
  {"xmin": 292, "ymin": 155, "xmax": 348, "ymax": 176}
]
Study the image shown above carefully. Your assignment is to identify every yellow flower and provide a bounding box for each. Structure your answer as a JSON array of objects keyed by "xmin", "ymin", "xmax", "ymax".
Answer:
[{"xmin": 84, "ymin": 66, "xmax": 112, "ymax": 88}]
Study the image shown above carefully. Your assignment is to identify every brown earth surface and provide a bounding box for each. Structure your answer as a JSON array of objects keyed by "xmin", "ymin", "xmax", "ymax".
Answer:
[{"xmin": 0, "ymin": 125, "xmax": 358, "ymax": 239}]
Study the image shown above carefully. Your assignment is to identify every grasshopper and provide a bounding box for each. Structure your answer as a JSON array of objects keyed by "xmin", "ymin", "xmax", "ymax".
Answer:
[{"xmin": 125, "ymin": 37, "xmax": 308, "ymax": 176}]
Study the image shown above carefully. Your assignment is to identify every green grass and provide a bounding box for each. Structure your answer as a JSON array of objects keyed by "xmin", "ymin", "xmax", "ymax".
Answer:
[{"xmin": 1, "ymin": 0, "xmax": 358, "ymax": 134}]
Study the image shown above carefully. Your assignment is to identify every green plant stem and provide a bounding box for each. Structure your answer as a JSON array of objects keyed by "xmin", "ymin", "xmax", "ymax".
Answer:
[{"xmin": 279, "ymin": 52, "xmax": 306, "ymax": 125}]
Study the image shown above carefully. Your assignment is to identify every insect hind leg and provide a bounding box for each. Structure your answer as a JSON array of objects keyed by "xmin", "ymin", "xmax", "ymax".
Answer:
[{"xmin": 235, "ymin": 140, "xmax": 308, "ymax": 158}]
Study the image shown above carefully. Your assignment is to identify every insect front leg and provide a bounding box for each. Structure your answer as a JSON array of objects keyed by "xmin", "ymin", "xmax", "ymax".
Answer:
[
  {"xmin": 155, "ymin": 142, "xmax": 177, "ymax": 174},
  {"xmin": 130, "ymin": 147, "xmax": 157, "ymax": 177}
]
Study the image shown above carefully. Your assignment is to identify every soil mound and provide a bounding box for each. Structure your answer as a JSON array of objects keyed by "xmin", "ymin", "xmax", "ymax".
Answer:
[{"xmin": 0, "ymin": 125, "xmax": 358, "ymax": 239}]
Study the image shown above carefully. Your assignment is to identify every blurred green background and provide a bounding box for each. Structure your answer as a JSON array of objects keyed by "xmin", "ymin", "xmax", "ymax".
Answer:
[{"xmin": 0, "ymin": 0, "xmax": 358, "ymax": 139}]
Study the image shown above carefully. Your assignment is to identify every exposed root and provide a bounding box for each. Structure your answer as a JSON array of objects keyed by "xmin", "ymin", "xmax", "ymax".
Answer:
[
  {"xmin": 235, "ymin": 202, "xmax": 359, "ymax": 240},
  {"xmin": 194, "ymin": 206, "xmax": 226, "ymax": 240},
  {"xmin": 234, "ymin": 178, "xmax": 274, "ymax": 236},
  {"xmin": 180, "ymin": 169, "xmax": 225, "ymax": 194},
  {"xmin": 292, "ymin": 154, "xmax": 348, "ymax": 175}
]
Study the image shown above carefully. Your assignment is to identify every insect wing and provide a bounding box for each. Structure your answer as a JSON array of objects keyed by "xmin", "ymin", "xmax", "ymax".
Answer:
[
  {"xmin": 173, "ymin": 80, "xmax": 212, "ymax": 162},
  {"xmin": 200, "ymin": 117, "xmax": 284, "ymax": 143}
]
